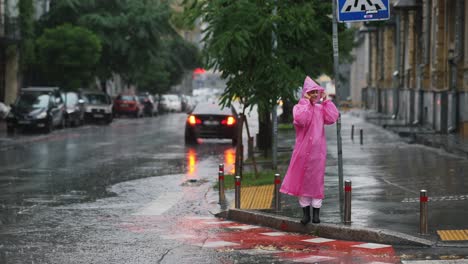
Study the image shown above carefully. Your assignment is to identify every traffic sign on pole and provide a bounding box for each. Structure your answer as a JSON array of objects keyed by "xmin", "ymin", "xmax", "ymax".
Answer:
[{"xmin": 337, "ymin": 0, "xmax": 390, "ymax": 22}]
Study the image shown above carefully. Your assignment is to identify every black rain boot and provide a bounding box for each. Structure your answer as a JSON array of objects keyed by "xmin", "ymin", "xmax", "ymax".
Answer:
[
  {"xmin": 312, "ymin": 207, "xmax": 320, "ymax": 223},
  {"xmin": 300, "ymin": 206, "xmax": 311, "ymax": 225}
]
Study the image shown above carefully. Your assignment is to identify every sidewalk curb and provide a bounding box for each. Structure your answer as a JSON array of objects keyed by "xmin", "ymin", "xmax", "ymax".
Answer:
[{"xmin": 216, "ymin": 209, "xmax": 435, "ymax": 247}]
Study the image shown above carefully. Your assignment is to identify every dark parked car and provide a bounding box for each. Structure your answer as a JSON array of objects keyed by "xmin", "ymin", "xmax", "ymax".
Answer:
[
  {"xmin": 138, "ymin": 93, "xmax": 158, "ymax": 117},
  {"xmin": 62, "ymin": 91, "xmax": 85, "ymax": 127},
  {"xmin": 113, "ymin": 94, "xmax": 143, "ymax": 118},
  {"xmin": 82, "ymin": 90, "xmax": 113, "ymax": 124},
  {"xmin": 5, "ymin": 87, "xmax": 66, "ymax": 134},
  {"xmin": 184, "ymin": 102, "xmax": 238, "ymax": 145}
]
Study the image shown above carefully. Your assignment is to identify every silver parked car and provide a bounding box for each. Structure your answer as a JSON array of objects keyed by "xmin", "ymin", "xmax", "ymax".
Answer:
[{"xmin": 81, "ymin": 90, "xmax": 113, "ymax": 124}]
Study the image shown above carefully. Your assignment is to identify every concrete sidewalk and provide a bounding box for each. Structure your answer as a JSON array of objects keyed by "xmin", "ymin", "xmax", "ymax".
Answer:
[{"xmin": 219, "ymin": 109, "xmax": 468, "ymax": 248}]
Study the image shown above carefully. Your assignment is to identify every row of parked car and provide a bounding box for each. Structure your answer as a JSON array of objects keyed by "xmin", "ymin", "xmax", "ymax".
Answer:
[{"xmin": 4, "ymin": 87, "xmax": 194, "ymax": 134}]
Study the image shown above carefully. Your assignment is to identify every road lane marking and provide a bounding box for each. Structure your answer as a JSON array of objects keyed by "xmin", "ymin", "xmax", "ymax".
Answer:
[
  {"xmin": 402, "ymin": 194, "xmax": 468, "ymax": 203},
  {"xmin": 226, "ymin": 225, "xmax": 261, "ymax": 230},
  {"xmin": 302, "ymin": 238, "xmax": 336, "ymax": 243},
  {"xmin": 132, "ymin": 192, "xmax": 183, "ymax": 216},
  {"xmin": 351, "ymin": 243, "xmax": 392, "ymax": 249},
  {"xmin": 260, "ymin": 232, "xmax": 287, "ymax": 237},
  {"xmin": 200, "ymin": 241, "xmax": 240, "ymax": 248},
  {"xmin": 291, "ymin": 256, "xmax": 336, "ymax": 263}
]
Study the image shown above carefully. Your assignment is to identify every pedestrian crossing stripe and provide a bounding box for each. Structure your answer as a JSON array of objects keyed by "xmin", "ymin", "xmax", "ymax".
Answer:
[
  {"xmin": 341, "ymin": 0, "xmax": 387, "ymax": 13},
  {"xmin": 437, "ymin": 230, "xmax": 468, "ymax": 241}
]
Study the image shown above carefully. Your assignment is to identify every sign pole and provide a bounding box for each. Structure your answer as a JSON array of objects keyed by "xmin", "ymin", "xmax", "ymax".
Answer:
[{"xmin": 332, "ymin": 0, "xmax": 345, "ymax": 207}]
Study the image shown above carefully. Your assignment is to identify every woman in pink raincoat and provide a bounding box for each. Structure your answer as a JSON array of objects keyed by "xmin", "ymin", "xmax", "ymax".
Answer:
[{"xmin": 280, "ymin": 76, "xmax": 339, "ymax": 224}]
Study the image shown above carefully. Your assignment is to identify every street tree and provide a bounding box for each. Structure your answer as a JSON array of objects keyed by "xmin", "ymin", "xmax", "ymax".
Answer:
[
  {"xmin": 35, "ymin": 24, "xmax": 101, "ymax": 90},
  {"xmin": 38, "ymin": 0, "xmax": 199, "ymax": 94},
  {"xmin": 183, "ymin": 0, "xmax": 354, "ymax": 150}
]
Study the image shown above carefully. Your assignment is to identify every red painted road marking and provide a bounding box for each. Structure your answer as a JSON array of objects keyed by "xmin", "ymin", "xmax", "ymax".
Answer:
[{"xmin": 117, "ymin": 216, "xmax": 400, "ymax": 263}]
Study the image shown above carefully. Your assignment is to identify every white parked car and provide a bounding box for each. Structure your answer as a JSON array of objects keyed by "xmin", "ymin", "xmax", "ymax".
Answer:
[
  {"xmin": 160, "ymin": 94, "xmax": 182, "ymax": 113},
  {"xmin": 0, "ymin": 102, "xmax": 10, "ymax": 119}
]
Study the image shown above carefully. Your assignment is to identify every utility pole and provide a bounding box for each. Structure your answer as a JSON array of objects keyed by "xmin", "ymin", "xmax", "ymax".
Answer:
[
  {"xmin": 271, "ymin": 0, "xmax": 278, "ymax": 170},
  {"xmin": 332, "ymin": 0, "xmax": 345, "ymax": 206}
]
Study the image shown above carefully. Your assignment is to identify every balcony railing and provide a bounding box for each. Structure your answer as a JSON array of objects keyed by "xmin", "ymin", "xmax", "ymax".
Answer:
[{"xmin": 0, "ymin": 16, "xmax": 21, "ymax": 43}]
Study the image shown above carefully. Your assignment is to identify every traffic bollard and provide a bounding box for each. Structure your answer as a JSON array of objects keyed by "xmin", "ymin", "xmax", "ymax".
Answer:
[
  {"xmin": 360, "ymin": 129, "xmax": 363, "ymax": 145},
  {"xmin": 235, "ymin": 176, "xmax": 241, "ymax": 209},
  {"xmin": 351, "ymin": 125, "xmax": 354, "ymax": 141},
  {"xmin": 420, "ymin": 190, "xmax": 428, "ymax": 235},
  {"xmin": 274, "ymin": 173, "xmax": 282, "ymax": 212},
  {"xmin": 344, "ymin": 180, "xmax": 352, "ymax": 224},
  {"xmin": 218, "ymin": 170, "xmax": 225, "ymax": 204},
  {"xmin": 219, "ymin": 163, "xmax": 224, "ymax": 174}
]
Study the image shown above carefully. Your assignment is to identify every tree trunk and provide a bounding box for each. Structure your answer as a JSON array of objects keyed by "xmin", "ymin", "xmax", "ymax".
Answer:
[
  {"xmin": 100, "ymin": 79, "xmax": 107, "ymax": 93},
  {"xmin": 257, "ymin": 108, "xmax": 272, "ymax": 157}
]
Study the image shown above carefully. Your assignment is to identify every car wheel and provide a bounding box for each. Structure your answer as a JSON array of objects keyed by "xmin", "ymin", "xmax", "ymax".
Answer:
[
  {"xmin": 185, "ymin": 130, "xmax": 197, "ymax": 145},
  {"xmin": 60, "ymin": 117, "xmax": 66, "ymax": 129},
  {"xmin": 106, "ymin": 115, "xmax": 113, "ymax": 124},
  {"xmin": 6, "ymin": 125, "xmax": 15, "ymax": 135},
  {"xmin": 232, "ymin": 137, "xmax": 238, "ymax": 146},
  {"xmin": 45, "ymin": 119, "xmax": 54, "ymax": 133}
]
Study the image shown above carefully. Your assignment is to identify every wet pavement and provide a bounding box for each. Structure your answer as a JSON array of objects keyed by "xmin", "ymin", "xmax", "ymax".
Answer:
[
  {"xmin": 1, "ymin": 106, "xmax": 468, "ymax": 263},
  {"xmin": 233, "ymin": 109, "xmax": 468, "ymax": 262},
  {"xmin": 266, "ymin": 110, "xmax": 468, "ymax": 237}
]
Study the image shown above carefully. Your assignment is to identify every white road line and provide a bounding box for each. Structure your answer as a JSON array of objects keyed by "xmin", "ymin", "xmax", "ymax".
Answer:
[
  {"xmin": 132, "ymin": 192, "xmax": 183, "ymax": 216},
  {"xmin": 226, "ymin": 225, "xmax": 261, "ymax": 230},
  {"xmin": 351, "ymin": 243, "xmax": 391, "ymax": 249},
  {"xmin": 291, "ymin": 255, "xmax": 336, "ymax": 263},
  {"xmin": 200, "ymin": 241, "xmax": 239, "ymax": 248},
  {"xmin": 302, "ymin": 238, "xmax": 336, "ymax": 243},
  {"xmin": 260, "ymin": 232, "xmax": 287, "ymax": 237}
]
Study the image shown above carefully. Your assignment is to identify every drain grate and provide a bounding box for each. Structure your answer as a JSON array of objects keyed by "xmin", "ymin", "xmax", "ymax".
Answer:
[{"xmin": 437, "ymin": 230, "xmax": 468, "ymax": 241}]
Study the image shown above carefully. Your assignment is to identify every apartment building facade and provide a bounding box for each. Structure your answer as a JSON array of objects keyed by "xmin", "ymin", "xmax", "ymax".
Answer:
[{"xmin": 351, "ymin": 0, "xmax": 468, "ymax": 136}]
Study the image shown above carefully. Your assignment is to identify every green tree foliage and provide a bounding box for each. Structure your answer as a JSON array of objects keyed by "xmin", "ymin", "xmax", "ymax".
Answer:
[
  {"xmin": 35, "ymin": 24, "xmax": 101, "ymax": 90},
  {"xmin": 38, "ymin": 0, "xmax": 200, "ymax": 93},
  {"xmin": 183, "ymin": 0, "xmax": 354, "ymax": 150},
  {"xmin": 184, "ymin": 0, "xmax": 354, "ymax": 112},
  {"xmin": 19, "ymin": 0, "xmax": 35, "ymax": 72}
]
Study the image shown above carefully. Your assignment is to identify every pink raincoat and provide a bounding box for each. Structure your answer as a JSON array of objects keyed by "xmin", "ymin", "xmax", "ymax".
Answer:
[{"xmin": 280, "ymin": 76, "xmax": 339, "ymax": 199}]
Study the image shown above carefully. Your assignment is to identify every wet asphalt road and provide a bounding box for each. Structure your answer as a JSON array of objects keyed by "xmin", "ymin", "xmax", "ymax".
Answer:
[
  {"xmin": 0, "ymin": 113, "xmax": 271, "ymax": 264},
  {"xmin": 1, "ymin": 109, "xmax": 468, "ymax": 263}
]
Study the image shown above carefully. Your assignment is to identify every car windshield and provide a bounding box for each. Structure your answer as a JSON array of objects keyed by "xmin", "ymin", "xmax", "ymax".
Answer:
[
  {"xmin": 117, "ymin": 95, "xmax": 134, "ymax": 101},
  {"xmin": 84, "ymin": 94, "xmax": 109, "ymax": 104},
  {"xmin": 192, "ymin": 102, "xmax": 233, "ymax": 115},
  {"xmin": 66, "ymin": 93, "xmax": 78, "ymax": 107},
  {"xmin": 16, "ymin": 92, "xmax": 50, "ymax": 109}
]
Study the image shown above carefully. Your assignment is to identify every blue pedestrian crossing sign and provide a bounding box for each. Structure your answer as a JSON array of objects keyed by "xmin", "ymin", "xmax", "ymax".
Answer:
[{"xmin": 337, "ymin": 0, "xmax": 390, "ymax": 22}]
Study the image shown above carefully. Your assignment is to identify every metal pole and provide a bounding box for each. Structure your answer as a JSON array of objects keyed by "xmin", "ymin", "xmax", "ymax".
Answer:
[
  {"xmin": 235, "ymin": 176, "xmax": 241, "ymax": 209},
  {"xmin": 344, "ymin": 180, "xmax": 352, "ymax": 224},
  {"xmin": 360, "ymin": 129, "xmax": 363, "ymax": 145},
  {"xmin": 248, "ymin": 137, "xmax": 254, "ymax": 159},
  {"xmin": 271, "ymin": 0, "xmax": 278, "ymax": 171},
  {"xmin": 274, "ymin": 173, "xmax": 281, "ymax": 211},
  {"xmin": 332, "ymin": 0, "xmax": 344, "ymax": 205},
  {"xmin": 272, "ymin": 104, "xmax": 278, "ymax": 170},
  {"xmin": 218, "ymin": 170, "xmax": 225, "ymax": 204},
  {"xmin": 420, "ymin": 189, "xmax": 428, "ymax": 235},
  {"xmin": 351, "ymin": 125, "xmax": 354, "ymax": 140}
]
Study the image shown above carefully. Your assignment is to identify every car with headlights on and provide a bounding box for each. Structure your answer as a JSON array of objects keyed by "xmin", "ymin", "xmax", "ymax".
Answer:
[
  {"xmin": 6, "ymin": 87, "xmax": 66, "ymax": 134},
  {"xmin": 81, "ymin": 90, "xmax": 113, "ymax": 124},
  {"xmin": 184, "ymin": 102, "xmax": 238, "ymax": 145}
]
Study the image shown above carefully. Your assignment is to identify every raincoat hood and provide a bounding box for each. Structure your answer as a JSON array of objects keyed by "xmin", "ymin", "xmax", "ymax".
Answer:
[{"xmin": 301, "ymin": 76, "xmax": 325, "ymax": 99}]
